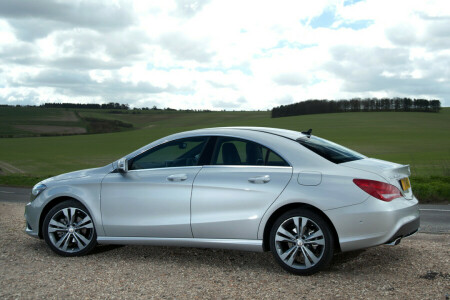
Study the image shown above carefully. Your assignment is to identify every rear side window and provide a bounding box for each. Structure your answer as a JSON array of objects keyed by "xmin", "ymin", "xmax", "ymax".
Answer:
[
  {"xmin": 211, "ymin": 137, "xmax": 290, "ymax": 167},
  {"xmin": 298, "ymin": 136, "xmax": 364, "ymax": 164}
]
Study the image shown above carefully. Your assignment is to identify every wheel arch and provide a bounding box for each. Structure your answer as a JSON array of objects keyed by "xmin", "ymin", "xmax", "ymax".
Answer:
[
  {"xmin": 262, "ymin": 202, "xmax": 341, "ymax": 252},
  {"xmin": 38, "ymin": 196, "xmax": 90, "ymax": 239}
]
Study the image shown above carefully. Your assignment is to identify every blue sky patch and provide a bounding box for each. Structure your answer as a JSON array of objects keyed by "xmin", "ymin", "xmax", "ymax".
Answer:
[
  {"xmin": 310, "ymin": 8, "xmax": 336, "ymax": 29},
  {"xmin": 343, "ymin": 0, "xmax": 365, "ymax": 6},
  {"xmin": 259, "ymin": 41, "xmax": 317, "ymax": 55},
  {"xmin": 338, "ymin": 19, "xmax": 374, "ymax": 30}
]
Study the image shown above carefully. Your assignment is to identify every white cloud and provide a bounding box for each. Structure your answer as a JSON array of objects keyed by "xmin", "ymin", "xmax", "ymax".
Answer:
[{"xmin": 0, "ymin": 0, "xmax": 449, "ymax": 109}]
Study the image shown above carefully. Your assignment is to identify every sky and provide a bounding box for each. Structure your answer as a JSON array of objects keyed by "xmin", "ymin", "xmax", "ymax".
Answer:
[{"xmin": 0, "ymin": 0, "xmax": 449, "ymax": 110}]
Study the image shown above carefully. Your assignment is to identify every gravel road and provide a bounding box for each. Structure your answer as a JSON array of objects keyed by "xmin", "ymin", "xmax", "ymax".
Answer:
[{"xmin": 1, "ymin": 202, "xmax": 449, "ymax": 299}]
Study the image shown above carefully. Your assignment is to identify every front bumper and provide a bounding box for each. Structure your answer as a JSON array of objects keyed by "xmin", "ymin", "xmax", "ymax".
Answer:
[
  {"xmin": 25, "ymin": 201, "xmax": 41, "ymax": 239},
  {"xmin": 325, "ymin": 195, "xmax": 420, "ymax": 252}
]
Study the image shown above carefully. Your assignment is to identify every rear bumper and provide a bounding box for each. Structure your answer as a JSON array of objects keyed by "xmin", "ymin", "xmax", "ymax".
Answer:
[
  {"xmin": 384, "ymin": 217, "xmax": 419, "ymax": 244},
  {"xmin": 325, "ymin": 195, "xmax": 420, "ymax": 252}
]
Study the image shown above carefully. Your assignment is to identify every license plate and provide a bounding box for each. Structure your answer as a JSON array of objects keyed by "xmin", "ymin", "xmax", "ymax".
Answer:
[{"xmin": 400, "ymin": 177, "xmax": 411, "ymax": 191}]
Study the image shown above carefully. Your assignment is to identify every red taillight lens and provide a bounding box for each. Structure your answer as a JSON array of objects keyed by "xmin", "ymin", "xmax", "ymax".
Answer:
[{"xmin": 353, "ymin": 179, "xmax": 402, "ymax": 202}]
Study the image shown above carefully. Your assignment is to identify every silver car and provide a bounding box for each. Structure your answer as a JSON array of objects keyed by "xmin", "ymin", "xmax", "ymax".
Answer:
[{"xmin": 25, "ymin": 127, "xmax": 420, "ymax": 275}]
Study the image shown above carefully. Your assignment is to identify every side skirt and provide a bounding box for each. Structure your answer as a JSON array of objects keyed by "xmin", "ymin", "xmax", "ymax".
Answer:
[{"xmin": 97, "ymin": 237, "xmax": 264, "ymax": 252}]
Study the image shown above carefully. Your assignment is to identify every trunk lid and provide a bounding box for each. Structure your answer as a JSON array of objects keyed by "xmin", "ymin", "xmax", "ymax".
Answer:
[{"xmin": 341, "ymin": 158, "xmax": 413, "ymax": 200}]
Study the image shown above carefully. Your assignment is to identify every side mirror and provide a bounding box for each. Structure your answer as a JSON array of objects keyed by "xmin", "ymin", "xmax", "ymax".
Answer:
[{"xmin": 117, "ymin": 158, "xmax": 128, "ymax": 173}]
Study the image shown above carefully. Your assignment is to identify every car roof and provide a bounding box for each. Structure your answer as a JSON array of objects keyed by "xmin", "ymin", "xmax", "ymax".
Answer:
[{"xmin": 185, "ymin": 126, "xmax": 306, "ymax": 140}]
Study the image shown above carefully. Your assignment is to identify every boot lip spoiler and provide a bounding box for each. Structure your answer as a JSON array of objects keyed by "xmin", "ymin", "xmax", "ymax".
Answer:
[
  {"xmin": 341, "ymin": 159, "xmax": 411, "ymax": 180},
  {"xmin": 387, "ymin": 164, "xmax": 411, "ymax": 178}
]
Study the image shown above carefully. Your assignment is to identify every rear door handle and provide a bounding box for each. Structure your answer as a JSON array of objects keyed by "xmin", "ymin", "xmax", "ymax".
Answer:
[
  {"xmin": 167, "ymin": 174, "xmax": 188, "ymax": 182},
  {"xmin": 248, "ymin": 175, "xmax": 270, "ymax": 184}
]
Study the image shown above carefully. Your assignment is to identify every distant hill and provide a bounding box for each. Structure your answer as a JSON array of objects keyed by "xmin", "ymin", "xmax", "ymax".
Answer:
[{"xmin": 0, "ymin": 107, "xmax": 448, "ymax": 202}]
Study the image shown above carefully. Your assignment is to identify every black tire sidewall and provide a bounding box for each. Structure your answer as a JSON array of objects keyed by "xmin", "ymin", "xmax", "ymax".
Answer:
[
  {"xmin": 269, "ymin": 208, "xmax": 334, "ymax": 275},
  {"xmin": 43, "ymin": 200, "xmax": 97, "ymax": 257}
]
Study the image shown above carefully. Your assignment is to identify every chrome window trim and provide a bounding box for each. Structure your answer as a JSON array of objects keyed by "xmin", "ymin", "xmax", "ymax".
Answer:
[
  {"xmin": 120, "ymin": 133, "xmax": 294, "ymax": 171},
  {"xmin": 125, "ymin": 166, "xmax": 203, "ymax": 173},
  {"xmin": 202, "ymin": 165, "xmax": 292, "ymax": 169}
]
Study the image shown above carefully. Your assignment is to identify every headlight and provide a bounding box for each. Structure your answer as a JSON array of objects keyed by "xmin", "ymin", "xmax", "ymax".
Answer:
[{"xmin": 31, "ymin": 183, "xmax": 47, "ymax": 200}]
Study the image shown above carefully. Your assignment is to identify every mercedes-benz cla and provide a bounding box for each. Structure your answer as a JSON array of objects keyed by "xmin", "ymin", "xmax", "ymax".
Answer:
[{"xmin": 25, "ymin": 127, "xmax": 420, "ymax": 275}]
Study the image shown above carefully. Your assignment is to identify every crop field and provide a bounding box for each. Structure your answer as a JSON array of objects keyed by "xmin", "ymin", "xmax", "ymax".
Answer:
[
  {"xmin": 0, "ymin": 106, "xmax": 86, "ymax": 137},
  {"xmin": 0, "ymin": 107, "xmax": 449, "ymax": 202}
]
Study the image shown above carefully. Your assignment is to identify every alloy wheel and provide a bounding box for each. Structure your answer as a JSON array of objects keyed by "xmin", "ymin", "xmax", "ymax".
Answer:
[
  {"xmin": 47, "ymin": 207, "xmax": 94, "ymax": 254},
  {"xmin": 274, "ymin": 216, "xmax": 326, "ymax": 269}
]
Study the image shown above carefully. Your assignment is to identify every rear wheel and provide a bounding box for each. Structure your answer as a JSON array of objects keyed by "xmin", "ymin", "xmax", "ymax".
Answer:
[
  {"xmin": 270, "ymin": 209, "xmax": 334, "ymax": 275},
  {"xmin": 43, "ymin": 200, "xmax": 97, "ymax": 256}
]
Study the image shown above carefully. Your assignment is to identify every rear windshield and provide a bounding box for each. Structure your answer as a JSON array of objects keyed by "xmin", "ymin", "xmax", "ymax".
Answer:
[{"xmin": 298, "ymin": 136, "xmax": 365, "ymax": 164}]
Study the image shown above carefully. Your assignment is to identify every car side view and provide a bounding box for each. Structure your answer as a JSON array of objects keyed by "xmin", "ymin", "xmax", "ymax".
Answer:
[{"xmin": 25, "ymin": 127, "xmax": 420, "ymax": 275}]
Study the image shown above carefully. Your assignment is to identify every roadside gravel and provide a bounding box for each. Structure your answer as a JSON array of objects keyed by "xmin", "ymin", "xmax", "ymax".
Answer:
[{"xmin": 1, "ymin": 202, "xmax": 448, "ymax": 299}]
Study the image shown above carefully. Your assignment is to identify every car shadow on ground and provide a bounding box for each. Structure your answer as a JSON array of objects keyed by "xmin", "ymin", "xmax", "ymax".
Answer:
[
  {"xmin": 331, "ymin": 249, "xmax": 366, "ymax": 265},
  {"xmin": 90, "ymin": 244, "xmax": 125, "ymax": 255}
]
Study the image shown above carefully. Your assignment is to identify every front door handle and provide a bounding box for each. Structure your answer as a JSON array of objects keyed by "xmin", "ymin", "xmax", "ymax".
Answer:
[
  {"xmin": 248, "ymin": 175, "xmax": 270, "ymax": 184},
  {"xmin": 167, "ymin": 174, "xmax": 188, "ymax": 182}
]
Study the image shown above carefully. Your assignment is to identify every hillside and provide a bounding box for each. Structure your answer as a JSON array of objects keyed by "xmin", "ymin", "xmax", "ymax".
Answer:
[
  {"xmin": 0, "ymin": 106, "xmax": 137, "ymax": 137},
  {"xmin": 0, "ymin": 107, "xmax": 448, "ymax": 202}
]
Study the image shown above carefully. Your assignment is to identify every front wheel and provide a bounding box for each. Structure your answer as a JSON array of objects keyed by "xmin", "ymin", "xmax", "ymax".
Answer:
[
  {"xmin": 270, "ymin": 209, "xmax": 334, "ymax": 275},
  {"xmin": 43, "ymin": 200, "xmax": 97, "ymax": 256}
]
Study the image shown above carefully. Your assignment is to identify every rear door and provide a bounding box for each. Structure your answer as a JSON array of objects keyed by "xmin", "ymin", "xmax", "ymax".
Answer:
[{"xmin": 191, "ymin": 137, "xmax": 293, "ymax": 239}]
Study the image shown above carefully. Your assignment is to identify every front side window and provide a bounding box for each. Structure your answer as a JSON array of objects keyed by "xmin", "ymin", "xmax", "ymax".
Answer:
[
  {"xmin": 129, "ymin": 137, "xmax": 208, "ymax": 170},
  {"xmin": 297, "ymin": 136, "xmax": 364, "ymax": 164},
  {"xmin": 211, "ymin": 137, "xmax": 289, "ymax": 167}
]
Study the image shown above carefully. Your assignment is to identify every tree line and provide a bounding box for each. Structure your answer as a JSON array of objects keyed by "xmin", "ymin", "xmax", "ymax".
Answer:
[
  {"xmin": 0, "ymin": 102, "xmax": 214, "ymax": 112},
  {"xmin": 271, "ymin": 98, "xmax": 442, "ymax": 118},
  {"xmin": 42, "ymin": 102, "xmax": 130, "ymax": 109}
]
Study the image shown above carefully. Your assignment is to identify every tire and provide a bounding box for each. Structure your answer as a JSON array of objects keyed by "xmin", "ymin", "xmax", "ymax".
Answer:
[
  {"xmin": 43, "ymin": 200, "xmax": 97, "ymax": 256},
  {"xmin": 269, "ymin": 208, "xmax": 334, "ymax": 275}
]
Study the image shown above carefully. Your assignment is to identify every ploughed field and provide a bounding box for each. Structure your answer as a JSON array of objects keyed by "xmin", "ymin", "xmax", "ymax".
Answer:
[{"xmin": 0, "ymin": 107, "xmax": 449, "ymax": 202}]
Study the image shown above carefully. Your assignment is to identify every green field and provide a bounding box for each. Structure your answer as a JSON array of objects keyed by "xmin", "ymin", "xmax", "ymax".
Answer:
[
  {"xmin": 0, "ymin": 107, "xmax": 449, "ymax": 202},
  {"xmin": 0, "ymin": 106, "xmax": 85, "ymax": 137}
]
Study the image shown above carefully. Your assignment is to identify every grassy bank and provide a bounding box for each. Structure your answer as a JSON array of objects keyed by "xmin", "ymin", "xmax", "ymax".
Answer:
[
  {"xmin": 0, "ymin": 108, "xmax": 448, "ymax": 203},
  {"xmin": 410, "ymin": 176, "xmax": 450, "ymax": 204}
]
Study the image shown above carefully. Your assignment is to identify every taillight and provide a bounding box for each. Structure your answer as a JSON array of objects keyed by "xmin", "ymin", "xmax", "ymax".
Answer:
[{"xmin": 353, "ymin": 179, "xmax": 402, "ymax": 202}]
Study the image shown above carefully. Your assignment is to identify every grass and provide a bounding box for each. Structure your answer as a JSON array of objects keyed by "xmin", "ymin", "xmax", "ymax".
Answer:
[
  {"xmin": 410, "ymin": 176, "xmax": 450, "ymax": 204},
  {"xmin": 0, "ymin": 107, "xmax": 448, "ymax": 203},
  {"xmin": 0, "ymin": 174, "xmax": 51, "ymax": 187}
]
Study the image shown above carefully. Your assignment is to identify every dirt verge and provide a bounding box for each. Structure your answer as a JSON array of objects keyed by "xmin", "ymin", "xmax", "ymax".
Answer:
[{"xmin": 0, "ymin": 202, "xmax": 448, "ymax": 299}]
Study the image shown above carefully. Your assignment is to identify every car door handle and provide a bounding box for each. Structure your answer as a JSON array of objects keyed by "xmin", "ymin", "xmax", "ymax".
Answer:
[
  {"xmin": 248, "ymin": 175, "xmax": 270, "ymax": 184},
  {"xmin": 166, "ymin": 174, "xmax": 188, "ymax": 182}
]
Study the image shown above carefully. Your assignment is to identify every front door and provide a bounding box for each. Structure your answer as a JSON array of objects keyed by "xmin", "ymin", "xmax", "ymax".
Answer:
[{"xmin": 101, "ymin": 136, "xmax": 208, "ymax": 237}]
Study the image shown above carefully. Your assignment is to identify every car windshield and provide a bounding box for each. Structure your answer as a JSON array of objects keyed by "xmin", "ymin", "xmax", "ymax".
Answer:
[{"xmin": 297, "ymin": 136, "xmax": 365, "ymax": 164}]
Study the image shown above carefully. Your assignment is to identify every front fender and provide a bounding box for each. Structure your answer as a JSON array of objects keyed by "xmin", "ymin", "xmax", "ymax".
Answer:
[{"xmin": 35, "ymin": 177, "xmax": 106, "ymax": 237}]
